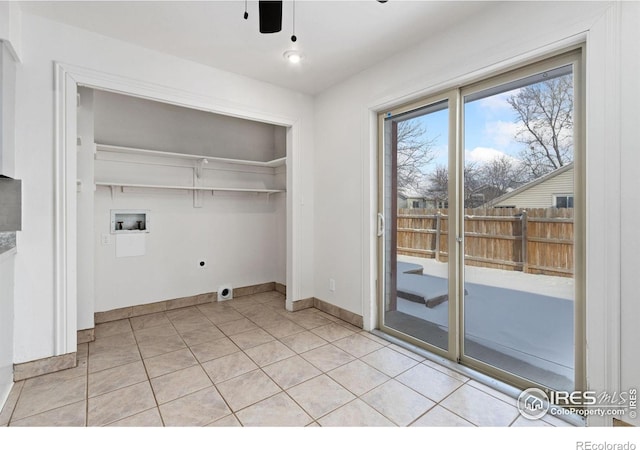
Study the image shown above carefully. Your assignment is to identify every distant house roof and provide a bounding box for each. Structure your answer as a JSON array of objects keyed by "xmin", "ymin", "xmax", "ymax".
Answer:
[{"xmin": 487, "ymin": 162, "xmax": 574, "ymax": 207}]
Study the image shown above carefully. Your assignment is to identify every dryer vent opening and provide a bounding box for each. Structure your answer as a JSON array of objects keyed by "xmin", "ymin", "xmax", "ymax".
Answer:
[{"xmin": 218, "ymin": 285, "xmax": 233, "ymax": 301}]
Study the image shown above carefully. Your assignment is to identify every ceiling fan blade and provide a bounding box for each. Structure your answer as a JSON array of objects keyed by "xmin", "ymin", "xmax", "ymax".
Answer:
[{"xmin": 259, "ymin": 1, "xmax": 282, "ymax": 33}]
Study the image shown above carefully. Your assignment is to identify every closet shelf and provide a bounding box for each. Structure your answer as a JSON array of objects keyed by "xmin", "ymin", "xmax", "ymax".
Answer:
[
  {"xmin": 95, "ymin": 181, "xmax": 285, "ymax": 194},
  {"xmin": 95, "ymin": 143, "xmax": 286, "ymax": 168}
]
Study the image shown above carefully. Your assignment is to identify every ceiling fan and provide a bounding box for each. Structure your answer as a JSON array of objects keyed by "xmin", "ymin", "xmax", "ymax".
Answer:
[{"xmin": 248, "ymin": 0, "xmax": 388, "ymax": 41}]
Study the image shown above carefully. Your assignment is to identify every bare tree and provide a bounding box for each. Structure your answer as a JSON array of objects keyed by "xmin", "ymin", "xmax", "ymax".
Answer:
[
  {"xmin": 508, "ymin": 74, "xmax": 573, "ymax": 178},
  {"xmin": 426, "ymin": 165, "xmax": 448, "ymax": 206},
  {"xmin": 480, "ymin": 154, "xmax": 529, "ymax": 195},
  {"xmin": 424, "ymin": 162, "xmax": 483, "ymax": 208},
  {"xmin": 396, "ymin": 120, "xmax": 436, "ymax": 190}
]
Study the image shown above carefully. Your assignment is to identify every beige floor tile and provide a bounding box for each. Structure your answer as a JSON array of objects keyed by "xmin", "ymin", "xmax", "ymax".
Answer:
[
  {"xmin": 263, "ymin": 320, "xmax": 305, "ymax": 339},
  {"xmin": 361, "ymin": 379, "xmax": 435, "ymax": 426},
  {"xmin": 310, "ymin": 323, "xmax": 356, "ymax": 342},
  {"xmin": 207, "ymin": 414, "xmax": 242, "ymax": 427},
  {"xmin": 247, "ymin": 310, "xmax": 289, "ymax": 328},
  {"xmin": 421, "ymin": 359, "xmax": 470, "ymax": 382},
  {"xmin": 541, "ymin": 413, "xmax": 575, "ymax": 427},
  {"xmin": 107, "ymin": 408, "xmax": 163, "ymax": 427},
  {"xmin": 236, "ymin": 392, "xmax": 312, "ymax": 426},
  {"xmin": 202, "ymin": 309, "xmax": 244, "ymax": 325},
  {"xmin": 439, "ymin": 384, "xmax": 519, "ymax": 426},
  {"xmin": 396, "ymin": 363, "xmax": 465, "ymax": 402},
  {"xmin": 466, "ymin": 379, "xmax": 517, "ymax": 407},
  {"xmin": 178, "ymin": 325, "xmax": 225, "ymax": 347},
  {"xmin": 217, "ymin": 318, "xmax": 259, "ymax": 336},
  {"xmin": 88, "ymin": 360, "xmax": 148, "ymax": 398},
  {"xmin": 95, "ymin": 319, "xmax": 132, "ymax": 339},
  {"xmin": 160, "ymin": 386, "xmax": 231, "ymax": 426},
  {"xmin": 10, "ymin": 401, "xmax": 86, "ymax": 426},
  {"xmin": 88, "ymin": 344, "xmax": 142, "ymax": 374},
  {"xmin": 0, "ymin": 381, "xmax": 23, "ymax": 426},
  {"xmin": 129, "ymin": 312, "xmax": 171, "ymax": 330},
  {"xmin": 23, "ymin": 359, "xmax": 87, "ymax": 389},
  {"xmin": 289, "ymin": 313, "xmax": 334, "ymax": 330},
  {"xmin": 387, "ymin": 343, "xmax": 426, "ymax": 362},
  {"xmin": 12, "ymin": 376, "xmax": 86, "ymax": 421},
  {"xmin": 318, "ymin": 399, "xmax": 395, "ymax": 427},
  {"xmin": 358, "ymin": 331, "xmax": 391, "ymax": 346},
  {"xmin": 87, "ymin": 381, "xmax": 156, "ymax": 426},
  {"xmin": 300, "ymin": 344, "xmax": 355, "ymax": 372},
  {"xmin": 133, "ymin": 324, "xmax": 179, "ymax": 343},
  {"xmin": 262, "ymin": 355, "xmax": 322, "ymax": 390},
  {"xmin": 77, "ymin": 343, "xmax": 89, "ymax": 359},
  {"xmin": 90, "ymin": 332, "xmax": 137, "ymax": 352},
  {"xmin": 150, "ymin": 365, "xmax": 212, "ymax": 404},
  {"xmin": 170, "ymin": 315, "xmax": 215, "ymax": 334},
  {"xmin": 287, "ymin": 374, "xmax": 355, "ymax": 419},
  {"xmin": 228, "ymin": 328, "xmax": 275, "ymax": 350},
  {"xmin": 165, "ymin": 306, "xmax": 203, "ymax": 321},
  {"xmin": 190, "ymin": 337, "xmax": 241, "ymax": 363},
  {"xmin": 327, "ymin": 360, "xmax": 389, "ymax": 396},
  {"xmin": 244, "ymin": 340, "xmax": 295, "ymax": 367},
  {"xmin": 360, "ymin": 347, "xmax": 418, "ymax": 377},
  {"xmin": 201, "ymin": 352, "xmax": 258, "ymax": 384},
  {"xmin": 137, "ymin": 334, "xmax": 186, "ymax": 359},
  {"xmin": 143, "ymin": 348, "xmax": 198, "ymax": 379},
  {"xmin": 280, "ymin": 331, "xmax": 328, "ymax": 354},
  {"xmin": 511, "ymin": 415, "xmax": 553, "ymax": 427},
  {"xmin": 216, "ymin": 369, "xmax": 281, "ymax": 411},
  {"xmin": 332, "ymin": 333, "xmax": 384, "ymax": 358},
  {"xmin": 410, "ymin": 405, "xmax": 475, "ymax": 427}
]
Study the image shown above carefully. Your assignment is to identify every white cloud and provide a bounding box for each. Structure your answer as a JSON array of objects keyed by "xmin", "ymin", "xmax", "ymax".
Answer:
[
  {"xmin": 485, "ymin": 120, "xmax": 521, "ymax": 148},
  {"xmin": 465, "ymin": 147, "xmax": 520, "ymax": 164},
  {"xmin": 477, "ymin": 91, "xmax": 518, "ymax": 113}
]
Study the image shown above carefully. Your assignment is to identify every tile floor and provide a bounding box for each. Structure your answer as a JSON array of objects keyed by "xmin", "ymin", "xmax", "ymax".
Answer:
[{"xmin": 0, "ymin": 291, "xmax": 571, "ymax": 427}]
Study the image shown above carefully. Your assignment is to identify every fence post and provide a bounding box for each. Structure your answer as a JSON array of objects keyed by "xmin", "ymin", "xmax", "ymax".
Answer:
[
  {"xmin": 521, "ymin": 210, "xmax": 528, "ymax": 273},
  {"xmin": 435, "ymin": 211, "xmax": 441, "ymax": 262}
]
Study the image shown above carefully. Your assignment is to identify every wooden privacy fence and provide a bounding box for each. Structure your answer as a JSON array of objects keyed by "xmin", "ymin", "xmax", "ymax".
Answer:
[{"xmin": 397, "ymin": 208, "xmax": 574, "ymax": 277}]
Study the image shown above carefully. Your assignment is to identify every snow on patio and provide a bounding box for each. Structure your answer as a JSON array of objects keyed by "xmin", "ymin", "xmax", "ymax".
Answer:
[{"xmin": 391, "ymin": 255, "xmax": 575, "ymax": 391}]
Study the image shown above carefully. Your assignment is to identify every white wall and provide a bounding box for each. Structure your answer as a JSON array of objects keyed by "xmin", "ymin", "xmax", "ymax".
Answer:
[
  {"xmin": 0, "ymin": 249, "xmax": 15, "ymax": 409},
  {"xmin": 619, "ymin": 0, "xmax": 640, "ymax": 427},
  {"xmin": 0, "ymin": 42, "xmax": 16, "ymax": 178},
  {"xmin": 89, "ymin": 89, "xmax": 287, "ymax": 312},
  {"xmin": 313, "ymin": 0, "xmax": 639, "ymax": 425},
  {"xmin": 313, "ymin": 1, "xmax": 609, "ymax": 321},
  {"xmin": 0, "ymin": 2, "xmax": 21, "ymax": 59},
  {"xmin": 76, "ymin": 87, "xmax": 95, "ymax": 331},
  {"xmin": 92, "ymin": 90, "xmax": 286, "ymax": 161},
  {"xmin": 13, "ymin": 11, "xmax": 314, "ymax": 363}
]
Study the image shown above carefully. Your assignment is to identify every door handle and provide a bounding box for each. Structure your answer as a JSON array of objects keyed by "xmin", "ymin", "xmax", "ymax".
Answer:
[{"xmin": 377, "ymin": 213, "xmax": 385, "ymax": 237}]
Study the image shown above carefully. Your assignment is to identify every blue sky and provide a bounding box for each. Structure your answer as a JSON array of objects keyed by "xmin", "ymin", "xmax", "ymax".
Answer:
[{"xmin": 412, "ymin": 88, "xmax": 524, "ymax": 169}]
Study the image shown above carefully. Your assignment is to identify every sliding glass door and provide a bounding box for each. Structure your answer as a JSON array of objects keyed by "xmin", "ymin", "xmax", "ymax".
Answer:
[
  {"xmin": 379, "ymin": 50, "xmax": 583, "ymax": 393},
  {"xmin": 380, "ymin": 94, "xmax": 455, "ymax": 354}
]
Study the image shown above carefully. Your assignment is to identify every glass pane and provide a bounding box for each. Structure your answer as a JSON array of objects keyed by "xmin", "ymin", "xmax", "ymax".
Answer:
[
  {"xmin": 462, "ymin": 66, "xmax": 575, "ymax": 391},
  {"xmin": 383, "ymin": 100, "xmax": 450, "ymax": 351}
]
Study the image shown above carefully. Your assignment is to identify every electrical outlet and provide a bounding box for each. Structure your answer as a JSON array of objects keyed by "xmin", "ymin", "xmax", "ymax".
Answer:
[
  {"xmin": 101, "ymin": 234, "xmax": 110, "ymax": 245},
  {"xmin": 329, "ymin": 278, "xmax": 336, "ymax": 292}
]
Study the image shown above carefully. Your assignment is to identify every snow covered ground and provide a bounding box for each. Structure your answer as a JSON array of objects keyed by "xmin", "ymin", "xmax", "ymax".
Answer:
[{"xmin": 392, "ymin": 255, "xmax": 575, "ymax": 390}]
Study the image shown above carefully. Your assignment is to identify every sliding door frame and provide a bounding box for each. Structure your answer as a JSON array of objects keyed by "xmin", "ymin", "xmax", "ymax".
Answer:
[
  {"xmin": 377, "ymin": 47, "xmax": 585, "ymax": 393},
  {"xmin": 377, "ymin": 89, "xmax": 460, "ymax": 362}
]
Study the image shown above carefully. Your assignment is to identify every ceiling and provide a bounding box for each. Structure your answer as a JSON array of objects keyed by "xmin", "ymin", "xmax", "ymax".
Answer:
[{"xmin": 21, "ymin": 1, "xmax": 494, "ymax": 95}]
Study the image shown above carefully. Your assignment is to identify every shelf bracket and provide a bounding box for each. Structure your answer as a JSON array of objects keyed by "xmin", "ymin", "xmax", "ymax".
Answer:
[{"xmin": 195, "ymin": 158, "xmax": 208, "ymax": 179}]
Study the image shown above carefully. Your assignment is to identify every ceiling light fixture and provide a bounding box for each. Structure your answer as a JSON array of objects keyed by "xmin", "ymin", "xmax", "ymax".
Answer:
[{"xmin": 283, "ymin": 50, "xmax": 303, "ymax": 64}]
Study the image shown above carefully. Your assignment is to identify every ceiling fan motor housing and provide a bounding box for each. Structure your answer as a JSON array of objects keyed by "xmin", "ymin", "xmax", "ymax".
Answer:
[{"xmin": 259, "ymin": 1, "xmax": 283, "ymax": 33}]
